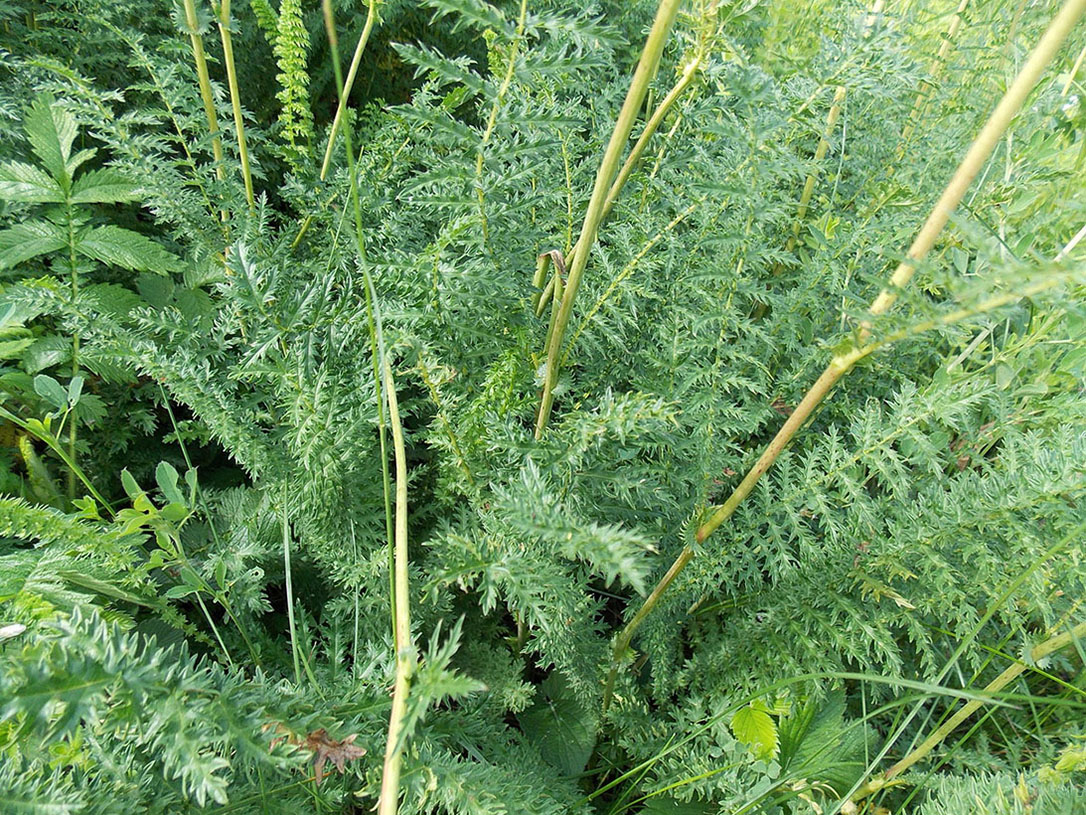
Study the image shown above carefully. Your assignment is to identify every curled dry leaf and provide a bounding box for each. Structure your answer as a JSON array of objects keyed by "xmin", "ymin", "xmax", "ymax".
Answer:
[
  {"xmin": 263, "ymin": 724, "xmax": 367, "ymax": 784},
  {"xmin": 304, "ymin": 729, "xmax": 367, "ymax": 783}
]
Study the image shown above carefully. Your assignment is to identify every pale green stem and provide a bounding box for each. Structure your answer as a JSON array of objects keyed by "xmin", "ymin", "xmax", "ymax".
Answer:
[
  {"xmin": 894, "ymin": 0, "xmax": 970, "ymax": 163},
  {"xmin": 535, "ymin": 0, "xmax": 682, "ymax": 436},
  {"xmin": 377, "ymin": 356, "xmax": 413, "ymax": 815},
  {"xmin": 281, "ymin": 501, "xmax": 301, "ymax": 684},
  {"xmin": 601, "ymin": 0, "xmax": 1086, "ymax": 713},
  {"xmin": 215, "ymin": 0, "xmax": 255, "ymax": 210},
  {"xmin": 849, "ymin": 619, "xmax": 1086, "ymax": 803},
  {"xmin": 323, "ymin": 0, "xmax": 395, "ymax": 643},
  {"xmin": 181, "ymin": 0, "xmax": 226, "ymax": 182},
  {"xmin": 320, "ymin": 0, "xmax": 377, "ymax": 181}
]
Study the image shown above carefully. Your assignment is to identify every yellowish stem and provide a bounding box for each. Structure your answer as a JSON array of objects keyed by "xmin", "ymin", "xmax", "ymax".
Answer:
[{"xmin": 601, "ymin": 0, "xmax": 1086, "ymax": 712}]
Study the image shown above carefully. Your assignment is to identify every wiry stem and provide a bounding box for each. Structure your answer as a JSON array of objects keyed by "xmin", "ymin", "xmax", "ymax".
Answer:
[
  {"xmin": 783, "ymin": 85, "xmax": 847, "ymax": 259},
  {"xmin": 601, "ymin": 0, "xmax": 1086, "ymax": 713},
  {"xmin": 849, "ymin": 619, "xmax": 1086, "ymax": 804},
  {"xmin": 215, "ymin": 0, "xmax": 255, "ymax": 210},
  {"xmin": 535, "ymin": 0, "xmax": 682, "ymax": 436}
]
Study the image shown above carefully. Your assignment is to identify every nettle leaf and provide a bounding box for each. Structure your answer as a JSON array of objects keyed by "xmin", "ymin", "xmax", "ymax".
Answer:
[
  {"xmin": 518, "ymin": 674, "xmax": 596, "ymax": 776},
  {"xmin": 731, "ymin": 704, "xmax": 778, "ymax": 761},
  {"xmin": 69, "ymin": 168, "xmax": 140, "ymax": 204},
  {"xmin": 75, "ymin": 226, "xmax": 179, "ymax": 274},
  {"xmin": 0, "ymin": 161, "xmax": 64, "ymax": 203},
  {"xmin": 22, "ymin": 336, "xmax": 71, "ymax": 374},
  {"xmin": 24, "ymin": 96, "xmax": 78, "ymax": 187},
  {"xmin": 0, "ymin": 221, "xmax": 67, "ymax": 269}
]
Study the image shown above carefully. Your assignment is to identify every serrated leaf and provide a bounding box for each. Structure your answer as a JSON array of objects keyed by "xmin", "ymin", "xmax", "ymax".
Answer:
[
  {"xmin": 0, "ymin": 161, "xmax": 64, "ymax": 203},
  {"xmin": 76, "ymin": 225, "xmax": 179, "ymax": 274},
  {"xmin": 25, "ymin": 96, "xmax": 77, "ymax": 187},
  {"xmin": 69, "ymin": 168, "xmax": 141, "ymax": 204},
  {"xmin": 21, "ymin": 336, "xmax": 71, "ymax": 374},
  {"xmin": 731, "ymin": 705, "xmax": 778, "ymax": 761},
  {"xmin": 0, "ymin": 221, "xmax": 67, "ymax": 269},
  {"xmin": 33, "ymin": 374, "xmax": 68, "ymax": 409},
  {"xmin": 518, "ymin": 674, "xmax": 596, "ymax": 776}
]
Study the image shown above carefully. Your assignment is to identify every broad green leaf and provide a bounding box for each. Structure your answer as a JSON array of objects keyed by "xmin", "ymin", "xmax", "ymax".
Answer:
[
  {"xmin": 24, "ymin": 96, "xmax": 77, "ymax": 187},
  {"xmin": 70, "ymin": 168, "xmax": 140, "ymax": 204},
  {"xmin": 518, "ymin": 675, "xmax": 596, "ymax": 776},
  {"xmin": 75, "ymin": 225, "xmax": 179, "ymax": 274},
  {"xmin": 0, "ymin": 161, "xmax": 64, "ymax": 203},
  {"xmin": 33, "ymin": 374, "xmax": 68, "ymax": 409},
  {"xmin": 155, "ymin": 461, "xmax": 185, "ymax": 506},
  {"xmin": 0, "ymin": 221, "xmax": 67, "ymax": 269},
  {"xmin": 22, "ymin": 336, "xmax": 71, "ymax": 374},
  {"xmin": 731, "ymin": 705, "xmax": 778, "ymax": 761}
]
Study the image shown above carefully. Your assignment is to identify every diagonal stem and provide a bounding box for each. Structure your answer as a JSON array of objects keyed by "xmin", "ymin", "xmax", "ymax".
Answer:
[
  {"xmin": 534, "ymin": 0, "xmax": 682, "ymax": 437},
  {"xmin": 601, "ymin": 0, "xmax": 1086, "ymax": 713}
]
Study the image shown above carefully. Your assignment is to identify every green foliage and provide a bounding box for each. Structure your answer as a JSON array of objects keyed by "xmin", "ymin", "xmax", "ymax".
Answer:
[{"xmin": 1, "ymin": 0, "xmax": 1085, "ymax": 813}]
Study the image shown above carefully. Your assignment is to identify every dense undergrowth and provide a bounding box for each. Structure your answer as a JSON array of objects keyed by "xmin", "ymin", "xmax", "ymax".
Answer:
[{"xmin": 1, "ymin": 0, "xmax": 1085, "ymax": 812}]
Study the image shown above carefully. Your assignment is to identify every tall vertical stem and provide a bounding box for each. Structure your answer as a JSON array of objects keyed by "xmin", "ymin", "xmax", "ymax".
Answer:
[
  {"xmin": 602, "ymin": 0, "xmax": 1086, "ymax": 712},
  {"xmin": 535, "ymin": 0, "xmax": 682, "ymax": 436},
  {"xmin": 215, "ymin": 0, "xmax": 255, "ymax": 210},
  {"xmin": 181, "ymin": 0, "xmax": 226, "ymax": 184},
  {"xmin": 377, "ymin": 356, "xmax": 413, "ymax": 815}
]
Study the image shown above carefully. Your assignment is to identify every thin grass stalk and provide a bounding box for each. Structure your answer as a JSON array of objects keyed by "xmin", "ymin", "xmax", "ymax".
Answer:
[
  {"xmin": 319, "ymin": 0, "xmax": 377, "ymax": 181},
  {"xmin": 377, "ymin": 355, "xmax": 413, "ymax": 815},
  {"xmin": 601, "ymin": 0, "xmax": 1086, "ymax": 713},
  {"xmin": 894, "ymin": 0, "xmax": 971, "ymax": 163},
  {"xmin": 1061, "ymin": 42, "xmax": 1086, "ymax": 94},
  {"xmin": 214, "ymin": 0, "xmax": 255, "ymax": 210},
  {"xmin": 323, "ymin": 0, "xmax": 396, "ymax": 644},
  {"xmin": 848, "ymin": 619, "xmax": 1086, "ymax": 804},
  {"xmin": 181, "ymin": 0, "xmax": 226, "ymax": 183},
  {"xmin": 535, "ymin": 0, "xmax": 682, "ymax": 436},
  {"xmin": 291, "ymin": 0, "xmax": 379, "ymax": 246}
]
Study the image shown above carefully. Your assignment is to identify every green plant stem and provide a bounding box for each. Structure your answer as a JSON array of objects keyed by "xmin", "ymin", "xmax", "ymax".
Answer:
[
  {"xmin": 319, "ymin": 0, "xmax": 377, "ymax": 181},
  {"xmin": 784, "ymin": 84, "xmax": 846, "ymax": 258},
  {"xmin": 0, "ymin": 405, "xmax": 113, "ymax": 515},
  {"xmin": 849, "ymin": 619, "xmax": 1086, "ymax": 803},
  {"xmin": 535, "ymin": 0, "xmax": 681, "ymax": 437},
  {"xmin": 181, "ymin": 0, "xmax": 226, "ymax": 184},
  {"xmin": 475, "ymin": 0, "xmax": 528, "ymax": 250},
  {"xmin": 563, "ymin": 54, "xmax": 703, "ymax": 272},
  {"xmin": 65, "ymin": 198, "xmax": 79, "ymax": 503},
  {"xmin": 281, "ymin": 501, "xmax": 301, "ymax": 685},
  {"xmin": 323, "ymin": 0, "xmax": 396, "ymax": 643},
  {"xmin": 377, "ymin": 356, "xmax": 413, "ymax": 815},
  {"xmin": 600, "ymin": 0, "xmax": 1086, "ymax": 713},
  {"xmin": 894, "ymin": 0, "xmax": 971, "ymax": 163},
  {"xmin": 214, "ymin": 0, "xmax": 255, "ymax": 210}
]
